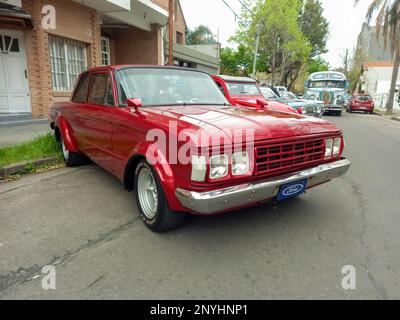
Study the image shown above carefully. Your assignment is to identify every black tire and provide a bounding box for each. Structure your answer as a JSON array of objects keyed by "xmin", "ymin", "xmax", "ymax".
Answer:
[
  {"xmin": 60, "ymin": 135, "xmax": 88, "ymax": 167},
  {"xmin": 337, "ymin": 111, "xmax": 342, "ymax": 116},
  {"xmin": 134, "ymin": 160, "xmax": 186, "ymax": 232}
]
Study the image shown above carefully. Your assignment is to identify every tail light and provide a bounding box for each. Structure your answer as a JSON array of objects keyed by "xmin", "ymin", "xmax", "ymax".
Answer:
[{"xmin": 297, "ymin": 107, "xmax": 303, "ymax": 115}]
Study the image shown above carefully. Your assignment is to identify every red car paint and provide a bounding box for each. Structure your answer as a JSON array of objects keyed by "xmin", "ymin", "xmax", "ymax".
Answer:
[
  {"xmin": 212, "ymin": 75, "xmax": 297, "ymax": 114},
  {"xmin": 49, "ymin": 65, "xmax": 344, "ymax": 214},
  {"xmin": 348, "ymin": 94, "xmax": 375, "ymax": 113}
]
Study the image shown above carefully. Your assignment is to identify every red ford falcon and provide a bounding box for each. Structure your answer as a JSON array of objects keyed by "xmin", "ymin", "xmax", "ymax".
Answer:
[{"xmin": 50, "ymin": 65, "xmax": 351, "ymax": 232}]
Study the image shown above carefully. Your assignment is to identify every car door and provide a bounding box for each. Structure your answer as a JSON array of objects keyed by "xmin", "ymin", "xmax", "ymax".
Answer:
[
  {"xmin": 68, "ymin": 72, "xmax": 90, "ymax": 150},
  {"xmin": 79, "ymin": 70, "xmax": 115, "ymax": 171}
]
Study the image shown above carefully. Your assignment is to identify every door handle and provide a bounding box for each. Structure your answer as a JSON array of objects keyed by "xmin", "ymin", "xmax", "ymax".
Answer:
[{"xmin": 25, "ymin": 70, "xmax": 28, "ymax": 79}]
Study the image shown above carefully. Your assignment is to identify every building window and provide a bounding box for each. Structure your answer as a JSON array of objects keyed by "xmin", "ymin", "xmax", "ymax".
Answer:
[
  {"xmin": 101, "ymin": 37, "xmax": 111, "ymax": 66},
  {"xmin": 176, "ymin": 32, "xmax": 183, "ymax": 45},
  {"xmin": 49, "ymin": 35, "xmax": 87, "ymax": 91}
]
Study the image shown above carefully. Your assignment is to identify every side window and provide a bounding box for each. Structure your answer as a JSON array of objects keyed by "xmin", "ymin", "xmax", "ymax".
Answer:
[
  {"xmin": 72, "ymin": 73, "xmax": 89, "ymax": 103},
  {"xmin": 88, "ymin": 73, "xmax": 112, "ymax": 106},
  {"xmin": 105, "ymin": 79, "xmax": 115, "ymax": 106}
]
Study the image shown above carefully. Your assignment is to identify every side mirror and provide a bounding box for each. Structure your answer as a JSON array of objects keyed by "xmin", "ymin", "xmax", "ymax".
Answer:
[
  {"xmin": 256, "ymin": 99, "xmax": 268, "ymax": 108},
  {"xmin": 127, "ymin": 98, "xmax": 142, "ymax": 109}
]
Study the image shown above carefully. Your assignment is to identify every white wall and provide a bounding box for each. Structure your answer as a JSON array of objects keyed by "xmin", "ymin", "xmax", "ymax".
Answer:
[{"xmin": 363, "ymin": 67, "xmax": 400, "ymax": 96}]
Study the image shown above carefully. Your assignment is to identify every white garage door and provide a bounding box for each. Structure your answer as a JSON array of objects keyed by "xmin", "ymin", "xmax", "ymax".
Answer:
[{"xmin": 0, "ymin": 29, "xmax": 31, "ymax": 113}]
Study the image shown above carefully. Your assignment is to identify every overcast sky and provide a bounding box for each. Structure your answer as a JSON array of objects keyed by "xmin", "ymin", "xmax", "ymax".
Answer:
[{"xmin": 180, "ymin": 0, "xmax": 372, "ymax": 68}]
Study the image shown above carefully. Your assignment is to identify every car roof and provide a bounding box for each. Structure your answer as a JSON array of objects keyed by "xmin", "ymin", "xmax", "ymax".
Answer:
[
  {"xmin": 83, "ymin": 64, "xmax": 211, "ymax": 75},
  {"xmin": 216, "ymin": 75, "xmax": 257, "ymax": 83}
]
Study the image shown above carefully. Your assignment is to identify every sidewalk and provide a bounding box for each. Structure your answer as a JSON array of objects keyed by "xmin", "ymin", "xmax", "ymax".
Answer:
[
  {"xmin": 0, "ymin": 123, "xmax": 51, "ymax": 147},
  {"xmin": 374, "ymin": 107, "xmax": 400, "ymax": 122}
]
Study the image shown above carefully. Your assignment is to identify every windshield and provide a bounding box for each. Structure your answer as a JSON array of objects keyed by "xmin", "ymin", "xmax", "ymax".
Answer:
[
  {"xmin": 116, "ymin": 68, "xmax": 229, "ymax": 107},
  {"xmin": 308, "ymin": 81, "xmax": 346, "ymax": 89},
  {"xmin": 226, "ymin": 82, "xmax": 261, "ymax": 95},
  {"xmin": 260, "ymin": 87, "xmax": 279, "ymax": 99},
  {"xmin": 281, "ymin": 92, "xmax": 298, "ymax": 100}
]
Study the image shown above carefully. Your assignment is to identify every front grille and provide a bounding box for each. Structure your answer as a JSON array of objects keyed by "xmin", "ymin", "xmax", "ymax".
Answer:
[{"xmin": 255, "ymin": 138, "xmax": 325, "ymax": 176}]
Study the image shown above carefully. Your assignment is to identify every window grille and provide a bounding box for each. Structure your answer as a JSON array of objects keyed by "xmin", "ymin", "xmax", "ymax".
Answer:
[{"xmin": 49, "ymin": 35, "xmax": 87, "ymax": 91}]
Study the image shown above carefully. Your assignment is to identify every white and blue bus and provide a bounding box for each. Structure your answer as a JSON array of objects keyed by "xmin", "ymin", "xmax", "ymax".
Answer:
[{"xmin": 305, "ymin": 71, "xmax": 349, "ymax": 116}]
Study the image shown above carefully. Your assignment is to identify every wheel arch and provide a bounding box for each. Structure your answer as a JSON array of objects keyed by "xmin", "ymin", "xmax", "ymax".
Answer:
[
  {"xmin": 122, "ymin": 147, "xmax": 176, "ymax": 201},
  {"xmin": 123, "ymin": 154, "xmax": 146, "ymax": 191}
]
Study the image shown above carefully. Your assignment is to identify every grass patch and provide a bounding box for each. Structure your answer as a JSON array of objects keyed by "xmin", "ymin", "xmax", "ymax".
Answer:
[{"xmin": 0, "ymin": 133, "xmax": 62, "ymax": 168}]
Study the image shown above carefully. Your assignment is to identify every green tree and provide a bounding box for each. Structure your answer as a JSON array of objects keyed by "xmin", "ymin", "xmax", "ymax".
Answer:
[
  {"xmin": 347, "ymin": 48, "xmax": 365, "ymax": 94},
  {"xmin": 355, "ymin": 0, "xmax": 400, "ymax": 113},
  {"xmin": 299, "ymin": 0, "xmax": 330, "ymax": 58},
  {"xmin": 186, "ymin": 25, "xmax": 217, "ymax": 45},
  {"xmin": 220, "ymin": 45, "xmax": 267, "ymax": 76},
  {"xmin": 308, "ymin": 56, "xmax": 330, "ymax": 74},
  {"xmin": 232, "ymin": 0, "xmax": 311, "ymax": 88}
]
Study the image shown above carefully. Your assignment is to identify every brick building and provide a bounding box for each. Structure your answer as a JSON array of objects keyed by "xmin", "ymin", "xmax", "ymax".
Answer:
[{"xmin": 0, "ymin": 0, "xmax": 220, "ymax": 120}]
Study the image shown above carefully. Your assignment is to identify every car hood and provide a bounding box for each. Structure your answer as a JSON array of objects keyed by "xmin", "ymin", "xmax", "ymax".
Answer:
[
  {"xmin": 284, "ymin": 100, "xmax": 307, "ymax": 108},
  {"xmin": 143, "ymin": 105, "xmax": 340, "ymax": 147}
]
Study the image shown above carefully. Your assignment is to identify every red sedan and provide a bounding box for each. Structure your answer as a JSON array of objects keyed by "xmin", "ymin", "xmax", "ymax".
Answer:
[
  {"xmin": 50, "ymin": 65, "xmax": 351, "ymax": 232},
  {"xmin": 347, "ymin": 94, "xmax": 375, "ymax": 114},
  {"xmin": 212, "ymin": 75, "xmax": 297, "ymax": 114}
]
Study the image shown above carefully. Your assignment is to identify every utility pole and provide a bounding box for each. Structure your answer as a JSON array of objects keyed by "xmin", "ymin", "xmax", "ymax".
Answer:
[
  {"xmin": 168, "ymin": 0, "xmax": 174, "ymax": 65},
  {"xmin": 252, "ymin": 25, "xmax": 260, "ymax": 77},
  {"xmin": 344, "ymin": 49, "xmax": 349, "ymax": 77}
]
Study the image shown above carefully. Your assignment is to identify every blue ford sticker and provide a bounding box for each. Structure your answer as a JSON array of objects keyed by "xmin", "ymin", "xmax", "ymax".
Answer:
[{"xmin": 277, "ymin": 179, "xmax": 308, "ymax": 201}]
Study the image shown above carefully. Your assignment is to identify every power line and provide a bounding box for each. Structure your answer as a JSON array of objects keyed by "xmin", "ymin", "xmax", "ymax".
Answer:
[
  {"xmin": 236, "ymin": 0, "xmax": 255, "ymax": 16},
  {"xmin": 221, "ymin": 0, "xmax": 242, "ymax": 21}
]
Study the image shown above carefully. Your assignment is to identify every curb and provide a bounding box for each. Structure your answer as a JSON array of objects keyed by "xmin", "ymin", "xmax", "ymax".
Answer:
[
  {"xmin": 0, "ymin": 156, "xmax": 59, "ymax": 178},
  {"xmin": 391, "ymin": 117, "xmax": 400, "ymax": 122}
]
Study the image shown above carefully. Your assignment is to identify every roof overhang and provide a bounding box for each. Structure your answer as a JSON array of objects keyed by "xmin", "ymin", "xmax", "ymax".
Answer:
[
  {"xmin": 72, "ymin": 0, "xmax": 131, "ymax": 12},
  {"xmin": 166, "ymin": 43, "xmax": 220, "ymax": 69},
  {"xmin": 74, "ymin": 0, "xmax": 168, "ymax": 32},
  {"xmin": 0, "ymin": 3, "xmax": 32, "ymax": 27}
]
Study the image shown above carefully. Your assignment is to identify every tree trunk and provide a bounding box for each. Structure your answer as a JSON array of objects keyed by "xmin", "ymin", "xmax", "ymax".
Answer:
[
  {"xmin": 271, "ymin": 52, "xmax": 276, "ymax": 86},
  {"xmin": 386, "ymin": 48, "xmax": 400, "ymax": 114}
]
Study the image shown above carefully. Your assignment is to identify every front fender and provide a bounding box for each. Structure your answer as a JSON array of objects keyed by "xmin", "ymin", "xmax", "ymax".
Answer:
[
  {"xmin": 55, "ymin": 115, "xmax": 79, "ymax": 153},
  {"xmin": 127, "ymin": 142, "xmax": 183, "ymax": 212}
]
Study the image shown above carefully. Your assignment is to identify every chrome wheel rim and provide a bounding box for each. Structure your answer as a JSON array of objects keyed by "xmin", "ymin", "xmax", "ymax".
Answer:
[
  {"xmin": 61, "ymin": 139, "xmax": 69, "ymax": 160},
  {"xmin": 137, "ymin": 167, "xmax": 158, "ymax": 219}
]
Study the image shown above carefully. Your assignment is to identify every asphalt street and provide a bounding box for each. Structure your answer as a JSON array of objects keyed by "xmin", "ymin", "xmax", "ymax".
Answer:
[{"xmin": 0, "ymin": 112, "xmax": 399, "ymax": 299}]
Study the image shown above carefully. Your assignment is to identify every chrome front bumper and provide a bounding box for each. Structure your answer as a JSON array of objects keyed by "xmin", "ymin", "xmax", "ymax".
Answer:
[{"xmin": 176, "ymin": 159, "xmax": 351, "ymax": 215}]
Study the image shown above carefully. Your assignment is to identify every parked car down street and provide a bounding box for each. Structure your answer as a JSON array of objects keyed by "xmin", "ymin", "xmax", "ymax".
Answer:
[
  {"xmin": 211, "ymin": 75, "xmax": 297, "ymax": 114},
  {"xmin": 49, "ymin": 65, "xmax": 351, "ymax": 232},
  {"xmin": 347, "ymin": 94, "xmax": 375, "ymax": 114},
  {"xmin": 278, "ymin": 91, "xmax": 324, "ymax": 117}
]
